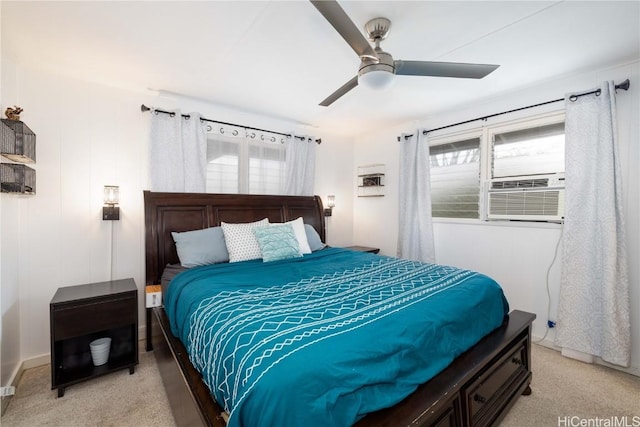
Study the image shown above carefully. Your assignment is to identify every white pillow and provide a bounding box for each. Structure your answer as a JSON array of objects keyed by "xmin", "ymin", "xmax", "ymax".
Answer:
[
  {"xmin": 221, "ymin": 218, "xmax": 270, "ymax": 262},
  {"xmin": 283, "ymin": 217, "xmax": 312, "ymax": 254}
]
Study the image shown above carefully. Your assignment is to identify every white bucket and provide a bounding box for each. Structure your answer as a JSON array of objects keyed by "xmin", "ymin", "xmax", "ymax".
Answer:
[{"xmin": 89, "ymin": 337, "xmax": 111, "ymax": 366}]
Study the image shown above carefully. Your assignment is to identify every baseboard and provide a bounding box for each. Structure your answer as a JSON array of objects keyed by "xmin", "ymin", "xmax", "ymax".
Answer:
[
  {"xmin": 1, "ymin": 359, "xmax": 26, "ymax": 416},
  {"xmin": 532, "ymin": 335, "xmax": 640, "ymax": 377},
  {"xmin": 21, "ymin": 354, "xmax": 50, "ymax": 370}
]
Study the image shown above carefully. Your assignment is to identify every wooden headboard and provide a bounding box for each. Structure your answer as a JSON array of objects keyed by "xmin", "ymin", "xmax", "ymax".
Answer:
[{"xmin": 143, "ymin": 191, "xmax": 326, "ymax": 286}]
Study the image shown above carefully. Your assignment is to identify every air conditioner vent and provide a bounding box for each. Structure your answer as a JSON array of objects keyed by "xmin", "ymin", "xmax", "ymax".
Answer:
[
  {"xmin": 486, "ymin": 173, "xmax": 565, "ymax": 221},
  {"xmin": 491, "ymin": 178, "xmax": 549, "ymax": 190},
  {"xmin": 489, "ymin": 190, "xmax": 562, "ymax": 218}
]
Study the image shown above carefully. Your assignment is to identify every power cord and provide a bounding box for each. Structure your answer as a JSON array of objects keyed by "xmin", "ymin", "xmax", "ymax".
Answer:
[{"xmin": 533, "ymin": 223, "xmax": 563, "ymax": 344}]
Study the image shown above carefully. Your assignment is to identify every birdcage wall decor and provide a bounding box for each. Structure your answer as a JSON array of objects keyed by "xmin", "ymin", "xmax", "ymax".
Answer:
[
  {"xmin": 1, "ymin": 119, "xmax": 36, "ymax": 163},
  {"xmin": 0, "ymin": 163, "xmax": 36, "ymax": 194}
]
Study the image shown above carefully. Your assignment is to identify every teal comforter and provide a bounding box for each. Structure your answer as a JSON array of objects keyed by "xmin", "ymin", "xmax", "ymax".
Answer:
[{"xmin": 165, "ymin": 248, "xmax": 509, "ymax": 427}]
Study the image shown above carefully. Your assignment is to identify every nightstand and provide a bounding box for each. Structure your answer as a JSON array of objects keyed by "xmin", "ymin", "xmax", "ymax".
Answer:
[
  {"xmin": 345, "ymin": 245, "xmax": 380, "ymax": 254},
  {"xmin": 50, "ymin": 278, "xmax": 138, "ymax": 397}
]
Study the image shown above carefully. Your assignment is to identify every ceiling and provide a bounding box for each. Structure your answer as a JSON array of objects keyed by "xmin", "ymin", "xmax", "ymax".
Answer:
[{"xmin": 2, "ymin": 1, "xmax": 639, "ymax": 137}]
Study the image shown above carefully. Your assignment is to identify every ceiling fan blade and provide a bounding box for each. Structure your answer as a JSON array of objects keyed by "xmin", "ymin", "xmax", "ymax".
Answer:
[
  {"xmin": 394, "ymin": 60, "xmax": 499, "ymax": 79},
  {"xmin": 319, "ymin": 75, "xmax": 358, "ymax": 106},
  {"xmin": 310, "ymin": 0, "xmax": 377, "ymax": 60}
]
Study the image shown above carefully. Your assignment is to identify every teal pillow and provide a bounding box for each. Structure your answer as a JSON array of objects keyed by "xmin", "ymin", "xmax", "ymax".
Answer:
[{"xmin": 253, "ymin": 224, "xmax": 302, "ymax": 262}]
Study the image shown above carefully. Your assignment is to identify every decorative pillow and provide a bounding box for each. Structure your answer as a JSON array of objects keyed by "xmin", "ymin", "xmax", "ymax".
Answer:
[
  {"xmin": 253, "ymin": 224, "xmax": 302, "ymax": 262},
  {"xmin": 304, "ymin": 224, "xmax": 326, "ymax": 251},
  {"xmin": 221, "ymin": 218, "xmax": 269, "ymax": 263},
  {"xmin": 284, "ymin": 217, "xmax": 312, "ymax": 254},
  {"xmin": 171, "ymin": 226, "xmax": 229, "ymax": 268}
]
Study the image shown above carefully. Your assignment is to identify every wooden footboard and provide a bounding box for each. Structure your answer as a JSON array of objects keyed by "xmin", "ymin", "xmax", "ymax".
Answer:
[
  {"xmin": 355, "ymin": 310, "xmax": 535, "ymax": 427},
  {"xmin": 150, "ymin": 307, "xmax": 535, "ymax": 427},
  {"xmin": 151, "ymin": 307, "xmax": 225, "ymax": 427}
]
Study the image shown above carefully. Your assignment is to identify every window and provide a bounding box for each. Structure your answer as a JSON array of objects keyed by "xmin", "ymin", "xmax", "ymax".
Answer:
[
  {"xmin": 206, "ymin": 133, "xmax": 286, "ymax": 194},
  {"xmin": 430, "ymin": 136, "xmax": 481, "ymax": 219},
  {"xmin": 207, "ymin": 136, "xmax": 240, "ymax": 193},
  {"xmin": 247, "ymin": 140, "xmax": 286, "ymax": 194},
  {"xmin": 491, "ymin": 121, "xmax": 565, "ymax": 178},
  {"xmin": 428, "ymin": 113, "xmax": 565, "ymax": 221}
]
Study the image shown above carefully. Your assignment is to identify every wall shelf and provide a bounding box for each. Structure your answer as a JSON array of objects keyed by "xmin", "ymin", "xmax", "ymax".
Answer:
[
  {"xmin": 1, "ymin": 118, "xmax": 37, "ymax": 195},
  {"xmin": 1, "ymin": 163, "xmax": 36, "ymax": 194},
  {"xmin": 357, "ymin": 164, "xmax": 385, "ymax": 197},
  {"xmin": 1, "ymin": 119, "xmax": 36, "ymax": 163}
]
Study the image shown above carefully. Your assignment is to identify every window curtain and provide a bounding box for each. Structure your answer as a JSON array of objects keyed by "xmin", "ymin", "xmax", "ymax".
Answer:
[
  {"xmin": 206, "ymin": 131, "xmax": 242, "ymax": 194},
  {"xmin": 397, "ymin": 131, "xmax": 435, "ymax": 263},
  {"xmin": 285, "ymin": 134, "xmax": 316, "ymax": 196},
  {"xmin": 149, "ymin": 110, "xmax": 207, "ymax": 192},
  {"xmin": 247, "ymin": 132, "xmax": 287, "ymax": 194},
  {"xmin": 555, "ymin": 81, "xmax": 630, "ymax": 367},
  {"xmin": 206, "ymin": 127, "xmax": 288, "ymax": 195}
]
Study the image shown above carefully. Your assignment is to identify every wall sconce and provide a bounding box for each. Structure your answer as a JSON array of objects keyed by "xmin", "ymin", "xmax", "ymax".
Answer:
[
  {"xmin": 324, "ymin": 195, "xmax": 335, "ymax": 217},
  {"xmin": 102, "ymin": 185, "xmax": 120, "ymax": 220}
]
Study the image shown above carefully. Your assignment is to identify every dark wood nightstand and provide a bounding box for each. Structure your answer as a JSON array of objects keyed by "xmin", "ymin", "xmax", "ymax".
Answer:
[
  {"xmin": 50, "ymin": 278, "xmax": 138, "ymax": 397},
  {"xmin": 344, "ymin": 245, "xmax": 380, "ymax": 254}
]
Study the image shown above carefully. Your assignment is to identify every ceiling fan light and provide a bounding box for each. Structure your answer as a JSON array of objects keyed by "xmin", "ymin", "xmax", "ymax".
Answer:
[
  {"xmin": 359, "ymin": 69, "xmax": 394, "ymax": 89},
  {"xmin": 358, "ymin": 49, "xmax": 395, "ymax": 90}
]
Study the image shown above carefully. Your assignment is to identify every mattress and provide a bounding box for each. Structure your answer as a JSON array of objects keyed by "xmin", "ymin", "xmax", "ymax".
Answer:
[{"xmin": 164, "ymin": 247, "xmax": 509, "ymax": 427}]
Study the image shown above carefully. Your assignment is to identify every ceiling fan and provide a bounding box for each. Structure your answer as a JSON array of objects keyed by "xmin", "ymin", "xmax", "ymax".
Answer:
[{"xmin": 310, "ymin": 0, "xmax": 500, "ymax": 106}]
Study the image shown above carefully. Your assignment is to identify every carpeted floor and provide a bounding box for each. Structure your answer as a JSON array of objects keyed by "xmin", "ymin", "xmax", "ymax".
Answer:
[
  {"xmin": 1, "ymin": 351, "xmax": 175, "ymax": 427},
  {"xmin": 2, "ymin": 344, "xmax": 639, "ymax": 426},
  {"xmin": 501, "ymin": 344, "xmax": 639, "ymax": 427}
]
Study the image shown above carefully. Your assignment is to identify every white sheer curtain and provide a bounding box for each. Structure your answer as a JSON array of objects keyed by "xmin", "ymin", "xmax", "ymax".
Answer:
[
  {"xmin": 247, "ymin": 132, "xmax": 287, "ymax": 194},
  {"xmin": 397, "ymin": 131, "xmax": 435, "ymax": 263},
  {"xmin": 555, "ymin": 81, "xmax": 630, "ymax": 367},
  {"xmin": 206, "ymin": 131, "xmax": 242, "ymax": 194},
  {"xmin": 206, "ymin": 126, "xmax": 287, "ymax": 195},
  {"xmin": 285, "ymin": 134, "xmax": 316, "ymax": 196},
  {"xmin": 149, "ymin": 110, "xmax": 207, "ymax": 192}
]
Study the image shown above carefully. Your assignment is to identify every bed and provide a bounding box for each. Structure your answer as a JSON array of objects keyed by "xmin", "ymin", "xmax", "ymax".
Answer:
[{"xmin": 144, "ymin": 190, "xmax": 535, "ymax": 427}]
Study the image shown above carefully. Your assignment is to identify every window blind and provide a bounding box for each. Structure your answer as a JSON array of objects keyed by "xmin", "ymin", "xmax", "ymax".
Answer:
[
  {"xmin": 492, "ymin": 122, "xmax": 565, "ymax": 178},
  {"xmin": 430, "ymin": 137, "xmax": 481, "ymax": 219}
]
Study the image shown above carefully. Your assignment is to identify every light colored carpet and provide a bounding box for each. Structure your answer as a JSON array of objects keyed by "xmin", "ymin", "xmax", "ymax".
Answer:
[
  {"xmin": 2, "ymin": 344, "xmax": 639, "ymax": 426},
  {"xmin": 1, "ymin": 351, "xmax": 175, "ymax": 427},
  {"xmin": 500, "ymin": 344, "xmax": 640, "ymax": 427}
]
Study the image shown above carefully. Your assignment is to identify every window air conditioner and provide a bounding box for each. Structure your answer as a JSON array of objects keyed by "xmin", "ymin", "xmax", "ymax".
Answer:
[{"xmin": 486, "ymin": 173, "xmax": 565, "ymax": 221}]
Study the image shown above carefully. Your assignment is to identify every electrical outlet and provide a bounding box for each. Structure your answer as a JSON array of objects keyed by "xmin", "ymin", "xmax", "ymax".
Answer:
[{"xmin": 0, "ymin": 386, "xmax": 15, "ymax": 397}]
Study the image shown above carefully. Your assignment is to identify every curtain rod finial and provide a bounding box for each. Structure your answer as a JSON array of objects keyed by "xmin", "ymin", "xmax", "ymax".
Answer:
[
  {"xmin": 616, "ymin": 79, "xmax": 630, "ymax": 92},
  {"xmin": 141, "ymin": 104, "xmax": 151, "ymax": 112}
]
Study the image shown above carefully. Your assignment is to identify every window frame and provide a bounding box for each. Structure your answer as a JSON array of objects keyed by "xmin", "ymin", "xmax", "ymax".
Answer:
[
  {"xmin": 428, "ymin": 110, "xmax": 566, "ymax": 224},
  {"xmin": 428, "ymin": 129, "xmax": 484, "ymax": 220},
  {"xmin": 205, "ymin": 131, "xmax": 287, "ymax": 195},
  {"xmin": 486, "ymin": 112, "xmax": 566, "ymax": 181}
]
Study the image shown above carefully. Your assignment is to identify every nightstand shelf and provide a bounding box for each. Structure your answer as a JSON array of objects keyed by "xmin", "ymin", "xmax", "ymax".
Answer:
[
  {"xmin": 50, "ymin": 278, "xmax": 138, "ymax": 397},
  {"xmin": 345, "ymin": 245, "xmax": 380, "ymax": 254}
]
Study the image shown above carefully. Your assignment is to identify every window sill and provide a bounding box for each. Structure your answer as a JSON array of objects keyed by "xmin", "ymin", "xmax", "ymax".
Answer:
[{"xmin": 432, "ymin": 217, "xmax": 563, "ymax": 230}]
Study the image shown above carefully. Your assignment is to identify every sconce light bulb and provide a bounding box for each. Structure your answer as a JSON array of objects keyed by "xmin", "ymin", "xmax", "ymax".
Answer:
[
  {"xmin": 327, "ymin": 195, "xmax": 336, "ymax": 209},
  {"xmin": 104, "ymin": 185, "xmax": 119, "ymax": 206}
]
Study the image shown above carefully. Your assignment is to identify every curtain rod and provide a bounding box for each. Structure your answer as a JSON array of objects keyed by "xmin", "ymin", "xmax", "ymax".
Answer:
[
  {"xmin": 140, "ymin": 104, "xmax": 321, "ymax": 144},
  {"xmin": 397, "ymin": 79, "xmax": 630, "ymax": 141}
]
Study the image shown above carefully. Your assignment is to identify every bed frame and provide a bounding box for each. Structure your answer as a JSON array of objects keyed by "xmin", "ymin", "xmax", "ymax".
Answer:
[{"xmin": 144, "ymin": 190, "xmax": 536, "ymax": 427}]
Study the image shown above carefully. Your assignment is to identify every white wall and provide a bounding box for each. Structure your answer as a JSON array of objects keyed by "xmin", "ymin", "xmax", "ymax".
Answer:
[
  {"xmin": 1, "ymin": 44, "xmax": 23, "ymax": 391},
  {"xmin": 354, "ymin": 60, "xmax": 640, "ymax": 374},
  {"xmin": 314, "ymin": 131, "xmax": 355, "ymax": 247},
  {"xmin": 0, "ymin": 57, "xmax": 355, "ymax": 365}
]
